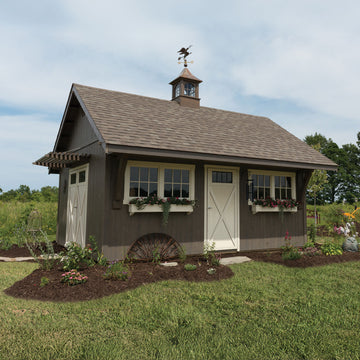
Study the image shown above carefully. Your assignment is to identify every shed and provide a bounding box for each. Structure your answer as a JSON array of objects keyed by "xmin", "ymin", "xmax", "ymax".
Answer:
[{"xmin": 34, "ymin": 67, "xmax": 337, "ymax": 260}]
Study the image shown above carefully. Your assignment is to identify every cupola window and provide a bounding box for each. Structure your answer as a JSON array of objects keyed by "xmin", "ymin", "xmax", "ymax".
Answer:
[
  {"xmin": 175, "ymin": 83, "xmax": 181, "ymax": 97},
  {"xmin": 184, "ymin": 83, "xmax": 195, "ymax": 97}
]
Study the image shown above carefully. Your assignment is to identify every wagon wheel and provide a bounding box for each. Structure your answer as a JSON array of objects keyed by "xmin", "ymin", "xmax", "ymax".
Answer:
[{"xmin": 127, "ymin": 233, "xmax": 180, "ymax": 261}]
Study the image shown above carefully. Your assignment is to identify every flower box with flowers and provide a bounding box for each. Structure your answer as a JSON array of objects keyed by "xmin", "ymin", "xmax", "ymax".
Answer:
[
  {"xmin": 251, "ymin": 198, "xmax": 300, "ymax": 214},
  {"xmin": 128, "ymin": 196, "xmax": 196, "ymax": 216}
]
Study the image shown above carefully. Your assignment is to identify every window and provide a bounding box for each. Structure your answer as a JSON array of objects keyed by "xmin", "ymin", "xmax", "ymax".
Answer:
[
  {"xmin": 184, "ymin": 83, "xmax": 195, "ymax": 97},
  {"xmin": 129, "ymin": 166, "xmax": 158, "ymax": 197},
  {"xmin": 248, "ymin": 170, "xmax": 296, "ymax": 201},
  {"xmin": 124, "ymin": 161, "xmax": 195, "ymax": 203},
  {"xmin": 164, "ymin": 169, "xmax": 189, "ymax": 197},
  {"xmin": 212, "ymin": 171, "xmax": 233, "ymax": 183}
]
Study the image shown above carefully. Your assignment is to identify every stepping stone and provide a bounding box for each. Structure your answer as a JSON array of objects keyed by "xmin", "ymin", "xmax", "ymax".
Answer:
[
  {"xmin": 220, "ymin": 256, "xmax": 251, "ymax": 265},
  {"xmin": 160, "ymin": 262, "xmax": 178, "ymax": 267}
]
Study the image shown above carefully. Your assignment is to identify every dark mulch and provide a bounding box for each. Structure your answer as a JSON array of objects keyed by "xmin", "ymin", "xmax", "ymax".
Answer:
[
  {"xmin": 0, "ymin": 242, "xmax": 66, "ymax": 258},
  {"xmin": 3, "ymin": 243, "xmax": 360, "ymax": 303},
  {"xmin": 3, "ymin": 258, "xmax": 234, "ymax": 302},
  {"xmin": 238, "ymin": 250, "xmax": 360, "ymax": 268}
]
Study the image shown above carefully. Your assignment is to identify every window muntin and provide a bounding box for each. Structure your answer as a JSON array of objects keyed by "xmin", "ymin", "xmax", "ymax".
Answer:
[
  {"xmin": 70, "ymin": 173, "xmax": 77, "ymax": 185},
  {"xmin": 125, "ymin": 161, "xmax": 195, "ymax": 203},
  {"xmin": 249, "ymin": 170, "xmax": 296, "ymax": 201},
  {"xmin": 129, "ymin": 166, "xmax": 158, "ymax": 197},
  {"xmin": 184, "ymin": 83, "xmax": 195, "ymax": 97},
  {"xmin": 275, "ymin": 176, "xmax": 292, "ymax": 199},
  {"xmin": 175, "ymin": 83, "xmax": 181, "ymax": 97},
  {"xmin": 252, "ymin": 174, "xmax": 270, "ymax": 199},
  {"xmin": 79, "ymin": 170, "xmax": 86, "ymax": 183},
  {"xmin": 164, "ymin": 169, "xmax": 190, "ymax": 198},
  {"xmin": 212, "ymin": 171, "xmax": 233, "ymax": 183}
]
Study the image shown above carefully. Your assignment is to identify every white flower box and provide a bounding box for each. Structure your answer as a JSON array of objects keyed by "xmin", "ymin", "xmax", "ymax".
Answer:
[
  {"xmin": 251, "ymin": 205, "xmax": 298, "ymax": 215},
  {"xmin": 129, "ymin": 204, "xmax": 194, "ymax": 216}
]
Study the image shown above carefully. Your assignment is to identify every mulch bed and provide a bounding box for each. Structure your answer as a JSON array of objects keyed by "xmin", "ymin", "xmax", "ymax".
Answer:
[
  {"xmin": 2, "ymin": 244, "xmax": 360, "ymax": 303},
  {"xmin": 3, "ymin": 258, "xmax": 234, "ymax": 302},
  {"xmin": 0, "ymin": 242, "xmax": 66, "ymax": 258}
]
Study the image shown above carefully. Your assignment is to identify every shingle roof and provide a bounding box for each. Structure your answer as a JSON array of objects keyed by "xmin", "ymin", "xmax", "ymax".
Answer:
[{"xmin": 72, "ymin": 83, "xmax": 337, "ymax": 170}]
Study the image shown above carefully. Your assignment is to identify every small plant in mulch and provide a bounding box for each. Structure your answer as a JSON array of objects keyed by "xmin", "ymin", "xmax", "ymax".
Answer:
[
  {"xmin": 281, "ymin": 231, "xmax": 302, "ymax": 260},
  {"xmin": 103, "ymin": 261, "xmax": 130, "ymax": 281},
  {"xmin": 207, "ymin": 268, "xmax": 216, "ymax": 275},
  {"xmin": 61, "ymin": 270, "xmax": 88, "ymax": 286},
  {"xmin": 184, "ymin": 264, "xmax": 197, "ymax": 271},
  {"xmin": 203, "ymin": 241, "xmax": 222, "ymax": 266},
  {"xmin": 40, "ymin": 277, "xmax": 50, "ymax": 287}
]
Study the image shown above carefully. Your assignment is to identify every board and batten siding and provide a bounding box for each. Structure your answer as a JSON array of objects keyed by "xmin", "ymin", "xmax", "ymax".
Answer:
[
  {"xmin": 239, "ymin": 168, "xmax": 310, "ymax": 251},
  {"xmin": 101, "ymin": 156, "xmax": 205, "ymax": 260}
]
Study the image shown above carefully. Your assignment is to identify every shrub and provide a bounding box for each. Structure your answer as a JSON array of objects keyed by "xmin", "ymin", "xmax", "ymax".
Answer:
[
  {"xmin": 61, "ymin": 270, "xmax": 88, "ymax": 286},
  {"xmin": 60, "ymin": 242, "xmax": 94, "ymax": 271},
  {"xmin": 25, "ymin": 230, "xmax": 56, "ymax": 271},
  {"xmin": 184, "ymin": 264, "xmax": 197, "ymax": 271},
  {"xmin": 321, "ymin": 241, "xmax": 343, "ymax": 256},
  {"xmin": 103, "ymin": 261, "xmax": 130, "ymax": 281},
  {"xmin": 88, "ymin": 236, "xmax": 107, "ymax": 266}
]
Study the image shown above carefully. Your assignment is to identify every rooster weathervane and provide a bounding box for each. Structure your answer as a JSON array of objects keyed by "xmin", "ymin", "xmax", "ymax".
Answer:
[{"xmin": 177, "ymin": 45, "xmax": 194, "ymax": 67}]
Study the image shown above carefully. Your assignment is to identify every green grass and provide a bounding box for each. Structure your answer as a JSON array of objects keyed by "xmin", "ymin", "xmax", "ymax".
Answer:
[{"xmin": 1, "ymin": 261, "xmax": 360, "ymax": 359}]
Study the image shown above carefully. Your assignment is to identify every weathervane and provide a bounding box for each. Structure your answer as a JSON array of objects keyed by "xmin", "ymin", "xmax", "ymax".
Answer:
[{"xmin": 177, "ymin": 45, "xmax": 194, "ymax": 67}]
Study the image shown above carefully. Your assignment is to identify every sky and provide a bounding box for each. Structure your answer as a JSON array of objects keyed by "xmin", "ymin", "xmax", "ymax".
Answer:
[{"xmin": 0, "ymin": 0, "xmax": 359, "ymax": 192}]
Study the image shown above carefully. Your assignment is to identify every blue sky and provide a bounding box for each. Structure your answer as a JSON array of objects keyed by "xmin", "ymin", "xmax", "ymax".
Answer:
[{"xmin": 1, "ymin": 0, "xmax": 359, "ymax": 191}]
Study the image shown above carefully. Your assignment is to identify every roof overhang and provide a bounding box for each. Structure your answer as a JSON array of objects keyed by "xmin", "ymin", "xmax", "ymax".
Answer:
[
  {"xmin": 105, "ymin": 144, "xmax": 338, "ymax": 171},
  {"xmin": 33, "ymin": 152, "xmax": 90, "ymax": 173}
]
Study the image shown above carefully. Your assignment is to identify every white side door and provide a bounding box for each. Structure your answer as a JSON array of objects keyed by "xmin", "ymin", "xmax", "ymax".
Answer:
[
  {"xmin": 66, "ymin": 164, "xmax": 89, "ymax": 247},
  {"xmin": 205, "ymin": 166, "xmax": 239, "ymax": 251}
]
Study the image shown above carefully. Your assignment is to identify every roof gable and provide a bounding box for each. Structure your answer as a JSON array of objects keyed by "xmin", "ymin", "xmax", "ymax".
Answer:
[{"xmin": 69, "ymin": 83, "xmax": 337, "ymax": 170}]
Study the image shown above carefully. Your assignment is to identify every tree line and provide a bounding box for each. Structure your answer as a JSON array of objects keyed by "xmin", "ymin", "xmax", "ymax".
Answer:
[
  {"xmin": 0, "ymin": 185, "xmax": 58, "ymax": 202},
  {"xmin": 305, "ymin": 132, "xmax": 360, "ymax": 204}
]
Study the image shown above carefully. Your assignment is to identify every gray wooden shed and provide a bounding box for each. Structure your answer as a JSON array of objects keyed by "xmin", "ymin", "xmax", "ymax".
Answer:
[{"xmin": 34, "ymin": 68, "xmax": 337, "ymax": 260}]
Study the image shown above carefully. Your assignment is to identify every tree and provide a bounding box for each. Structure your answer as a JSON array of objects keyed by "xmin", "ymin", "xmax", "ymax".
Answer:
[{"xmin": 307, "ymin": 144, "xmax": 328, "ymax": 229}]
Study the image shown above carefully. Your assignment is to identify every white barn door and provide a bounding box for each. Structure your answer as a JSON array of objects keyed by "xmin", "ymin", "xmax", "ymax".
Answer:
[
  {"xmin": 205, "ymin": 166, "xmax": 239, "ymax": 251},
  {"xmin": 66, "ymin": 164, "xmax": 89, "ymax": 247}
]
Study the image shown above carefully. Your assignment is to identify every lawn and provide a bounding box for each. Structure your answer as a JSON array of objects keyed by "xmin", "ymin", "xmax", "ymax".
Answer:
[{"xmin": 1, "ymin": 260, "xmax": 360, "ymax": 359}]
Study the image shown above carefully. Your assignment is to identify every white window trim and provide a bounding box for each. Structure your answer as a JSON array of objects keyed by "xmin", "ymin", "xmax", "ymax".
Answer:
[
  {"xmin": 248, "ymin": 169, "xmax": 297, "ymax": 214},
  {"xmin": 123, "ymin": 160, "xmax": 195, "ymax": 214}
]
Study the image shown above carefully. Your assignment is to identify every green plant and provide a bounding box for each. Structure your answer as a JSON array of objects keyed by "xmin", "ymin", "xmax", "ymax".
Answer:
[
  {"xmin": 103, "ymin": 261, "xmax": 130, "ymax": 281},
  {"xmin": 61, "ymin": 269, "xmax": 88, "ymax": 286},
  {"xmin": 60, "ymin": 242, "xmax": 95, "ymax": 271},
  {"xmin": 321, "ymin": 241, "xmax": 343, "ymax": 256},
  {"xmin": 308, "ymin": 223, "xmax": 316, "ymax": 242},
  {"xmin": 178, "ymin": 245, "xmax": 187, "ymax": 263},
  {"xmin": 184, "ymin": 263, "xmax": 197, "ymax": 271},
  {"xmin": 88, "ymin": 235, "xmax": 108, "ymax": 266},
  {"xmin": 40, "ymin": 277, "xmax": 49, "ymax": 287},
  {"xmin": 152, "ymin": 246, "xmax": 161, "ymax": 264},
  {"xmin": 203, "ymin": 241, "xmax": 221, "ymax": 266},
  {"xmin": 207, "ymin": 268, "xmax": 216, "ymax": 275},
  {"xmin": 25, "ymin": 230, "xmax": 56, "ymax": 271},
  {"xmin": 281, "ymin": 231, "xmax": 302, "ymax": 260},
  {"xmin": 282, "ymin": 247, "xmax": 302, "ymax": 260}
]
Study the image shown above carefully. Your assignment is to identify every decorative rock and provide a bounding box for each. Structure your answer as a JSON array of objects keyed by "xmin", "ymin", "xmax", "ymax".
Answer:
[
  {"xmin": 160, "ymin": 262, "xmax": 178, "ymax": 267},
  {"xmin": 342, "ymin": 237, "xmax": 359, "ymax": 252}
]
